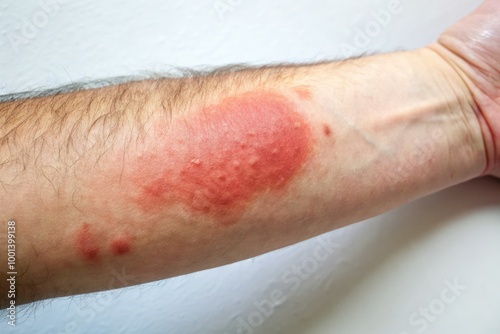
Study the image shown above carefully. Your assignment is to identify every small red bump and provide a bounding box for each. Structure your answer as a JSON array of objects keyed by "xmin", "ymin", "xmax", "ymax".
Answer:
[
  {"xmin": 323, "ymin": 124, "xmax": 332, "ymax": 137},
  {"xmin": 111, "ymin": 236, "xmax": 131, "ymax": 256},
  {"xmin": 76, "ymin": 223, "xmax": 100, "ymax": 262}
]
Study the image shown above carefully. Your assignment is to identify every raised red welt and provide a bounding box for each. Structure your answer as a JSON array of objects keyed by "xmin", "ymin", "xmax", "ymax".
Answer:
[
  {"xmin": 111, "ymin": 235, "xmax": 132, "ymax": 256},
  {"xmin": 323, "ymin": 124, "xmax": 332, "ymax": 137},
  {"xmin": 132, "ymin": 90, "xmax": 313, "ymax": 223},
  {"xmin": 76, "ymin": 223, "xmax": 100, "ymax": 262}
]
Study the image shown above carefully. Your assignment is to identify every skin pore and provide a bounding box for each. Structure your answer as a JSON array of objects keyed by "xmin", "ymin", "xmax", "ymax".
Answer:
[{"xmin": 1, "ymin": 0, "xmax": 499, "ymax": 308}]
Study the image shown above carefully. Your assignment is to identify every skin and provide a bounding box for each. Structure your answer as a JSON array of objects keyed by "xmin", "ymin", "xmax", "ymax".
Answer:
[
  {"xmin": 436, "ymin": 0, "xmax": 500, "ymax": 177},
  {"xmin": 0, "ymin": 0, "xmax": 499, "ymax": 308}
]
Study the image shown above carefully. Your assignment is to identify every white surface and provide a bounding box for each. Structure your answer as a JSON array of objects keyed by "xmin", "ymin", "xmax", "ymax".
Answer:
[{"xmin": 1, "ymin": 0, "xmax": 499, "ymax": 333}]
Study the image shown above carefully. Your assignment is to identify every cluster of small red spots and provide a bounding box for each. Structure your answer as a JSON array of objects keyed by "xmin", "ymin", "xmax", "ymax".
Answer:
[
  {"xmin": 134, "ymin": 90, "xmax": 314, "ymax": 224},
  {"xmin": 75, "ymin": 223, "xmax": 132, "ymax": 262}
]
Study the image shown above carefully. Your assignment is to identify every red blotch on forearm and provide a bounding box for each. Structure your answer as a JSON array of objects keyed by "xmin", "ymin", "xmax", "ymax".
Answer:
[
  {"xmin": 131, "ymin": 90, "xmax": 313, "ymax": 223},
  {"xmin": 76, "ymin": 223, "xmax": 100, "ymax": 262},
  {"xmin": 323, "ymin": 124, "xmax": 332, "ymax": 137},
  {"xmin": 111, "ymin": 235, "xmax": 132, "ymax": 256},
  {"xmin": 294, "ymin": 86, "xmax": 312, "ymax": 101}
]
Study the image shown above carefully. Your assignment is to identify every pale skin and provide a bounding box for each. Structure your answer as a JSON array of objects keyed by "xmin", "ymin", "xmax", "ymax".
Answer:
[{"xmin": 0, "ymin": 0, "xmax": 499, "ymax": 309}]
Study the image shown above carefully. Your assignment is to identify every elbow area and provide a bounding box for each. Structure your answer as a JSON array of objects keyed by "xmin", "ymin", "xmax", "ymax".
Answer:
[{"xmin": 131, "ymin": 90, "xmax": 313, "ymax": 223}]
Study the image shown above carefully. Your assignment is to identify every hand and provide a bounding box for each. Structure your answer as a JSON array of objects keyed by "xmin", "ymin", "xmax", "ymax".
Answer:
[{"xmin": 435, "ymin": 0, "xmax": 500, "ymax": 178}]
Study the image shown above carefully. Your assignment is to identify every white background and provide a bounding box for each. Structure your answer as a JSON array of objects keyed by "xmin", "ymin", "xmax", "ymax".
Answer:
[{"xmin": 1, "ymin": 0, "xmax": 500, "ymax": 333}]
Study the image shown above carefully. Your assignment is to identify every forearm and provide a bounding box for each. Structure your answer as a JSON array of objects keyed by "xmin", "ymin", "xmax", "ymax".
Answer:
[{"xmin": 0, "ymin": 47, "xmax": 486, "ymax": 306}]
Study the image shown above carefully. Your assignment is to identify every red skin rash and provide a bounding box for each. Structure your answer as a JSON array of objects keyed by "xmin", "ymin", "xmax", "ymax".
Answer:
[
  {"xmin": 294, "ymin": 86, "xmax": 312, "ymax": 101},
  {"xmin": 131, "ymin": 90, "xmax": 313, "ymax": 223},
  {"xmin": 323, "ymin": 124, "xmax": 332, "ymax": 137},
  {"xmin": 76, "ymin": 223, "xmax": 100, "ymax": 262},
  {"xmin": 110, "ymin": 235, "xmax": 132, "ymax": 256}
]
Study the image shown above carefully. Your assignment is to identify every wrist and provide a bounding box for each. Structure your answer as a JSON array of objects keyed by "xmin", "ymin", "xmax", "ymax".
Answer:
[
  {"xmin": 423, "ymin": 43, "xmax": 496, "ymax": 177},
  {"xmin": 415, "ymin": 45, "xmax": 488, "ymax": 178}
]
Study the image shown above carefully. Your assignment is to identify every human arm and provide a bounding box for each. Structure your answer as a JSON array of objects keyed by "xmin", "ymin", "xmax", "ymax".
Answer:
[{"xmin": 1, "ymin": 1, "xmax": 498, "ymax": 308}]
